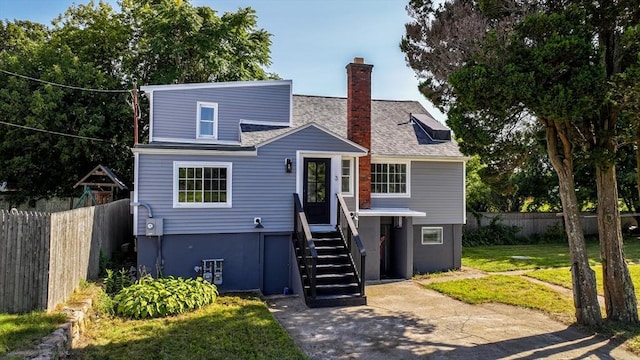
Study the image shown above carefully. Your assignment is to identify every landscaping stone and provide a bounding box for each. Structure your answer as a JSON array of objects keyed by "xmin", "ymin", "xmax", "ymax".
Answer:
[{"xmin": 6, "ymin": 298, "xmax": 92, "ymax": 359}]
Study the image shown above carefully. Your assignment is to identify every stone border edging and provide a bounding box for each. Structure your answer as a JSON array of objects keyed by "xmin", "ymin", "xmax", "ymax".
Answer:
[{"xmin": 7, "ymin": 298, "xmax": 92, "ymax": 360}]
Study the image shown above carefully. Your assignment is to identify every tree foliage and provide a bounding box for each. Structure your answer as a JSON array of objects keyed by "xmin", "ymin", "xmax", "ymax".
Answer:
[
  {"xmin": 0, "ymin": 0, "xmax": 274, "ymax": 203},
  {"xmin": 404, "ymin": 0, "xmax": 640, "ymax": 324}
]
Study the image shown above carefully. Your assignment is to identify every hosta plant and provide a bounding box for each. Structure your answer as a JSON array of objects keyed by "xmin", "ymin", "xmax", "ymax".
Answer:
[{"xmin": 112, "ymin": 276, "xmax": 218, "ymax": 319}]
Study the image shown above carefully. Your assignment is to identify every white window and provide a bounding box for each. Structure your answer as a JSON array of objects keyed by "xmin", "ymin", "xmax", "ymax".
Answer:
[
  {"xmin": 421, "ymin": 227, "xmax": 443, "ymax": 245},
  {"xmin": 371, "ymin": 162, "xmax": 410, "ymax": 197},
  {"xmin": 173, "ymin": 161, "xmax": 232, "ymax": 208},
  {"xmin": 341, "ymin": 158, "xmax": 353, "ymax": 196},
  {"xmin": 196, "ymin": 102, "xmax": 218, "ymax": 139}
]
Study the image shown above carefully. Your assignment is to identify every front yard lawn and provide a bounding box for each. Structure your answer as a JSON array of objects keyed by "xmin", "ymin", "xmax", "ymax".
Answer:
[
  {"xmin": 424, "ymin": 275, "xmax": 575, "ymax": 322},
  {"xmin": 0, "ymin": 311, "xmax": 67, "ymax": 356},
  {"xmin": 527, "ymin": 264, "xmax": 640, "ymax": 297},
  {"xmin": 463, "ymin": 239, "xmax": 640, "ymax": 272},
  {"xmin": 70, "ymin": 295, "xmax": 306, "ymax": 360}
]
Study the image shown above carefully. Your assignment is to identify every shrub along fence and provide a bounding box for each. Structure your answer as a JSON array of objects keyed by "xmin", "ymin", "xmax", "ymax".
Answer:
[
  {"xmin": 465, "ymin": 212, "xmax": 616, "ymax": 237},
  {"xmin": 0, "ymin": 199, "xmax": 131, "ymax": 313}
]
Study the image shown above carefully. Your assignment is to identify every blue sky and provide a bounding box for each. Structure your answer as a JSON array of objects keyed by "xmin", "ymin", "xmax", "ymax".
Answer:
[{"xmin": 0, "ymin": 0, "xmax": 445, "ymax": 122}]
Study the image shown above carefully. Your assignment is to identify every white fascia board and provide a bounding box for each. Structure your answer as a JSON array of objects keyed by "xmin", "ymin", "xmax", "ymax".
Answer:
[
  {"xmin": 256, "ymin": 122, "xmax": 369, "ymax": 154},
  {"xmin": 147, "ymin": 91, "xmax": 154, "ymax": 140},
  {"xmin": 463, "ymin": 160, "xmax": 467, "ymax": 224},
  {"xmin": 239, "ymin": 119, "xmax": 293, "ymax": 127},
  {"xmin": 152, "ymin": 137, "xmax": 241, "ymax": 146},
  {"xmin": 372, "ymin": 155, "xmax": 470, "ymax": 162},
  {"xmin": 131, "ymin": 147, "xmax": 257, "ymax": 156},
  {"xmin": 357, "ymin": 208, "xmax": 427, "ymax": 217},
  {"xmin": 141, "ymin": 79, "xmax": 292, "ymax": 92},
  {"xmin": 133, "ymin": 152, "xmax": 139, "ymax": 235}
]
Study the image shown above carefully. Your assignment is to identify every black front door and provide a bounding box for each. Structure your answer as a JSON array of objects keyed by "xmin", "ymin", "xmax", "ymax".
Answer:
[{"xmin": 303, "ymin": 158, "xmax": 331, "ymax": 224}]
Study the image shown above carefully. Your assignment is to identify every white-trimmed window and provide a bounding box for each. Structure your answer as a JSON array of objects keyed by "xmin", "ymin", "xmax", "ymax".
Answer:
[
  {"xmin": 421, "ymin": 227, "xmax": 443, "ymax": 245},
  {"xmin": 196, "ymin": 102, "xmax": 218, "ymax": 139},
  {"xmin": 341, "ymin": 158, "xmax": 353, "ymax": 196},
  {"xmin": 371, "ymin": 162, "xmax": 410, "ymax": 196},
  {"xmin": 173, "ymin": 161, "xmax": 231, "ymax": 208}
]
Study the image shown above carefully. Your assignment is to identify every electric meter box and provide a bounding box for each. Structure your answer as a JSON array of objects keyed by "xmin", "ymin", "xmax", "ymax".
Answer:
[
  {"xmin": 145, "ymin": 218, "xmax": 163, "ymax": 236},
  {"xmin": 199, "ymin": 259, "xmax": 224, "ymax": 285}
]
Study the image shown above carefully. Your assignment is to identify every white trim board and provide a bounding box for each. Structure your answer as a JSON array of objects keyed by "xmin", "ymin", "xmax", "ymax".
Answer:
[
  {"xmin": 141, "ymin": 79, "xmax": 292, "ymax": 92},
  {"xmin": 132, "ymin": 147, "xmax": 257, "ymax": 156},
  {"xmin": 357, "ymin": 208, "xmax": 426, "ymax": 217},
  {"xmin": 256, "ymin": 122, "xmax": 369, "ymax": 154}
]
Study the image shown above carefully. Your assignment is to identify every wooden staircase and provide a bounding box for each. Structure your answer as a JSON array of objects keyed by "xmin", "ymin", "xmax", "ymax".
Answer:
[{"xmin": 294, "ymin": 230, "xmax": 367, "ymax": 308}]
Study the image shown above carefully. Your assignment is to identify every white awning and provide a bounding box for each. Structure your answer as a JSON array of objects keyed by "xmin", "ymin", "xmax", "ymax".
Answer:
[{"xmin": 356, "ymin": 208, "xmax": 426, "ymax": 217}]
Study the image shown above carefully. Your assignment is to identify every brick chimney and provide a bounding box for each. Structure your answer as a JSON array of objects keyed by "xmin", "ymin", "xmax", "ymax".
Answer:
[{"xmin": 346, "ymin": 57, "xmax": 373, "ymax": 209}]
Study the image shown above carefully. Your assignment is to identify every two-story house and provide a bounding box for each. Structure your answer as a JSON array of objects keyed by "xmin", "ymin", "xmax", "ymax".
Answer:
[{"xmin": 132, "ymin": 58, "xmax": 466, "ymax": 307}]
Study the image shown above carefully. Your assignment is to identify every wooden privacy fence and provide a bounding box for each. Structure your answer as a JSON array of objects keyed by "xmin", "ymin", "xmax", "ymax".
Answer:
[
  {"xmin": 464, "ymin": 212, "xmax": 612, "ymax": 237},
  {"xmin": 0, "ymin": 199, "xmax": 131, "ymax": 313}
]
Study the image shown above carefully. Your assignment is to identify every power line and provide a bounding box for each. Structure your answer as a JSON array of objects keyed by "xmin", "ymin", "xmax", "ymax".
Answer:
[
  {"xmin": 0, "ymin": 69, "xmax": 130, "ymax": 94},
  {"xmin": 0, "ymin": 120, "xmax": 106, "ymax": 142}
]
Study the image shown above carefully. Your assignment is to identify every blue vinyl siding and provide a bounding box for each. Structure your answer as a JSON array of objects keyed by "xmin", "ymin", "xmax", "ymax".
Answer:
[
  {"xmin": 413, "ymin": 224, "xmax": 463, "ymax": 273},
  {"xmin": 371, "ymin": 161, "xmax": 465, "ymax": 225},
  {"xmin": 135, "ymin": 126, "xmax": 365, "ymax": 235},
  {"xmin": 151, "ymin": 83, "xmax": 291, "ymax": 142},
  {"xmin": 137, "ymin": 232, "xmax": 292, "ymax": 293}
]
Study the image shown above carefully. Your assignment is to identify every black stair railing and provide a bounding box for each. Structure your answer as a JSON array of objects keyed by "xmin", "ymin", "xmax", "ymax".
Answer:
[
  {"xmin": 293, "ymin": 193, "xmax": 318, "ymax": 299},
  {"xmin": 336, "ymin": 194, "xmax": 366, "ymax": 296}
]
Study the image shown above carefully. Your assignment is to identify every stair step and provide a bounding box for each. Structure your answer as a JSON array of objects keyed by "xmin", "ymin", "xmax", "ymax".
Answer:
[
  {"xmin": 292, "ymin": 230, "xmax": 365, "ymax": 308},
  {"xmin": 316, "ymin": 264, "xmax": 353, "ymax": 274},
  {"xmin": 297, "ymin": 254, "xmax": 351, "ymax": 265},
  {"xmin": 315, "ymin": 246, "xmax": 346, "ymax": 255},
  {"xmin": 306, "ymin": 295, "xmax": 367, "ymax": 308},
  {"xmin": 302, "ymin": 273, "xmax": 356, "ymax": 285},
  {"xmin": 305, "ymin": 283, "xmax": 361, "ymax": 296},
  {"xmin": 311, "ymin": 231, "xmax": 340, "ymax": 239}
]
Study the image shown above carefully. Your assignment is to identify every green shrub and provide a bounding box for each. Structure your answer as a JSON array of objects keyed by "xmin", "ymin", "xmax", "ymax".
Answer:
[
  {"xmin": 104, "ymin": 268, "xmax": 134, "ymax": 296},
  {"xmin": 463, "ymin": 217, "xmax": 522, "ymax": 247},
  {"xmin": 112, "ymin": 276, "xmax": 218, "ymax": 319},
  {"xmin": 528, "ymin": 223, "xmax": 568, "ymax": 244}
]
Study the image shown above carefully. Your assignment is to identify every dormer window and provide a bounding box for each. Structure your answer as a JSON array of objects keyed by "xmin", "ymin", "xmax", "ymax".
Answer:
[{"xmin": 197, "ymin": 102, "xmax": 218, "ymax": 139}]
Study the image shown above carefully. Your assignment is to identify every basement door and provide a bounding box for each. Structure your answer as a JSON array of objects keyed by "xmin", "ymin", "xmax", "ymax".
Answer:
[
  {"xmin": 263, "ymin": 235, "xmax": 290, "ymax": 295},
  {"xmin": 303, "ymin": 158, "xmax": 331, "ymax": 224}
]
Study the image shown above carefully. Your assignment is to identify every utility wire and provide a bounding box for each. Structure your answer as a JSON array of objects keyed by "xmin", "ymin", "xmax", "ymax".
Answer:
[
  {"xmin": 0, "ymin": 120, "xmax": 106, "ymax": 142},
  {"xmin": 0, "ymin": 69, "xmax": 130, "ymax": 93}
]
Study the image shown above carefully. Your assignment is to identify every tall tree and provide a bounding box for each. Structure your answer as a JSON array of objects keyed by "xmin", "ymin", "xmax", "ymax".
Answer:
[
  {"xmin": 579, "ymin": 0, "xmax": 640, "ymax": 323},
  {"xmin": 403, "ymin": 0, "xmax": 640, "ymax": 323},
  {"xmin": 0, "ymin": 0, "xmax": 275, "ymax": 203},
  {"xmin": 402, "ymin": 0, "xmax": 603, "ymax": 325}
]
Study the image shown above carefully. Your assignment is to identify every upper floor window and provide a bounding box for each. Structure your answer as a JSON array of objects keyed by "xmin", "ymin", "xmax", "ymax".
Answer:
[
  {"xmin": 173, "ymin": 161, "xmax": 231, "ymax": 208},
  {"xmin": 341, "ymin": 158, "xmax": 353, "ymax": 196},
  {"xmin": 372, "ymin": 162, "xmax": 410, "ymax": 197},
  {"xmin": 197, "ymin": 102, "xmax": 218, "ymax": 139}
]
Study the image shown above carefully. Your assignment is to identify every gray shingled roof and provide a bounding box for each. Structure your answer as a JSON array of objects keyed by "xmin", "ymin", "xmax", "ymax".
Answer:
[{"xmin": 241, "ymin": 95, "xmax": 464, "ymax": 158}]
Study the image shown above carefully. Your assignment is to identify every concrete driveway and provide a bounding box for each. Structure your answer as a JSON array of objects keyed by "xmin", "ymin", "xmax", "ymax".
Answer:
[{"xmin": 267, "ymin": 281, "xmax": 637, "ymax": 359}]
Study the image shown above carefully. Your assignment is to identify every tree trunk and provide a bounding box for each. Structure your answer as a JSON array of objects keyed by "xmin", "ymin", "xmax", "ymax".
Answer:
[
  {"xmin": 596, "ymin": 162, "xmax": 639, "ymax": 323},
  {"xmin": 636, "ymin": 125, "xmax": 640, "ymax": 202},
  {"xmin": 544, "ymin": 119, "xmax": 602, "ymax": 325}
]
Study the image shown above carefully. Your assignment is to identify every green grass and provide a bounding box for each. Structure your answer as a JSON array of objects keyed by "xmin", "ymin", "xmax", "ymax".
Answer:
[
  {"xmin": 0, "ymin": 311, "xmax": 68, "ymax": 356},
  {"xmin": 70, "ymin": 295, "xmax": 306, "ymax": 360},
  {"xmin": 424, "ymin": 275, "xmax": 575, "ymax": 320},
  {"xmin": 444, "ymin": 241, "xmax": 640, "ymax": 355},
  {"xmin": 527, "ymin": 264, "xmax": 640, "ymax": 297},
  {"xmin": 462, "ymin": 239, "xmax": 640, "ymax": 272}
]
